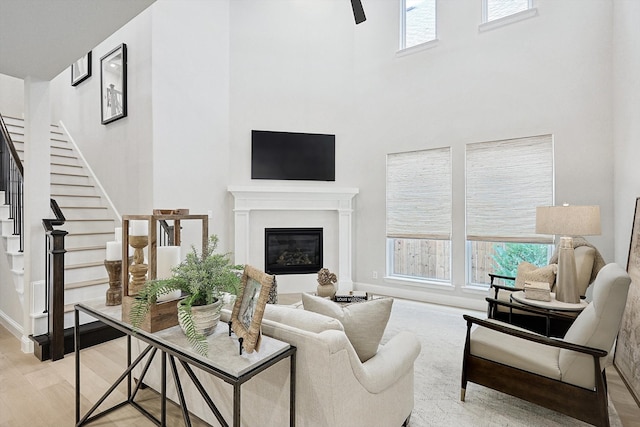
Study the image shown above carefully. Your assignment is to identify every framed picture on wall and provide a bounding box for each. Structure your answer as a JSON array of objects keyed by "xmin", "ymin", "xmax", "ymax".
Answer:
[
  {"xmin": 100, "ymin": 43, "xmax": 127, "ymax": 125},
  {"xmin": 614, "ymin": 197, "xmax": 640, "ymax": 403},
  {"xmin": 71, "ymin": 51, "xmax": 92, "ymax": 86}
]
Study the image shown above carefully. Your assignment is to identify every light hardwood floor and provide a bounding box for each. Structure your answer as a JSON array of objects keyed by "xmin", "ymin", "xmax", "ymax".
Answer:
[{"xmin": 1, "ymin": 309, "xmax": 639, "ymax": 426}]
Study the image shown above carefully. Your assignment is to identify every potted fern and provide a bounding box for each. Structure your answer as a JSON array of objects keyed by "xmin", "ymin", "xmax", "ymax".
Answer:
[{"xmin": 130, "ymin": 235, "xmax": 241, "ymax": 355}]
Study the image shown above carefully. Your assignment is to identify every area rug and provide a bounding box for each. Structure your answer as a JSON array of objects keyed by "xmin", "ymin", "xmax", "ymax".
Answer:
[{"xmin": 380, "ymin": 298, "xmax": 623, "ymax": 427}]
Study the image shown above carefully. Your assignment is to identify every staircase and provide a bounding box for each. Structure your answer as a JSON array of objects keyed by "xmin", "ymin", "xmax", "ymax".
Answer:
[{"xmin": 1, "ymin": 116, "xmax": 122, "ymax": 358}]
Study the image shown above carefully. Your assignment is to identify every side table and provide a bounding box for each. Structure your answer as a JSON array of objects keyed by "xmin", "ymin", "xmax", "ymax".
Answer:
[{"xmin": 510, "ymin": 290, "xmax": 588, "ymax": 336}]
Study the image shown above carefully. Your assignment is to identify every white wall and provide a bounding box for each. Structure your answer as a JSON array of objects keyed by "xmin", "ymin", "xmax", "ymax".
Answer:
[
  {"xmin": 613, "ymin": 0, "xmax": 640, "ymax": 265},
  {"xmin": 50, "ymin": 9, "xmax": 155, "ymax": 215},
  {"xmin": 150, "ymin": 0, "xmax": 233, "ymax": 250},
  {"xmin": 226, "ymin": 0, "xmax": 615, "ymax": 307},
  {"xmin": 4, "ymin": 0, "xmax": 629, "ymax": 311},
  {"xmin": 0, "ymin": 74, "xmax": 24, "ymax": 118}
]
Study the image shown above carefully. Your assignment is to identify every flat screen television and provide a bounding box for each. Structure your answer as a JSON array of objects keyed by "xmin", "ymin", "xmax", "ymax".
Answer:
[{"xmin": 251, "ymin": 130, "xmax": 335, "ymax": 181}]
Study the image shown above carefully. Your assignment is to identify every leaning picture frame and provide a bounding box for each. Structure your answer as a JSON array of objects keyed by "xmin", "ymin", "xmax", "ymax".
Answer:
[
  {"xmin": 614, "ymin": 197, "xmax": 640, "ymax": 403},
  {"xmin": 100, "ymin": 43, "xmax": 127, "ymax": 125},
  {"xmin": 71, "ymin": 51, "xmax": 91, "ymax": 86},
  {"xmin": 230, "ymin": 265, "xmax": 275, "ymax": 353}
]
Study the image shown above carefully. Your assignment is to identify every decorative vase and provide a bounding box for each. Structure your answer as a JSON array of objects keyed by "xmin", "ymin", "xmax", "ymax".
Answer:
[
  {"xmin": 317, "ymin": 284, "xmax": 336, "ymax": 298},
  {"xmin": 177, "ymin": 299, "xmax": 222, "ymax": 337}
]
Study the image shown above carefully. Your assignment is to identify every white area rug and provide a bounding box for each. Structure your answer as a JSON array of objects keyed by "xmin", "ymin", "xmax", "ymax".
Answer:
[{"xmin": 381, "ymin": 298, "xmax": 622, "ymax": 427}]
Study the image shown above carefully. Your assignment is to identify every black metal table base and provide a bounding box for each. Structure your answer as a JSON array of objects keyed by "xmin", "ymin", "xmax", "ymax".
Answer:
[{"xmin": 74, "ymin": 305, "xmax": 296, "ymax": 427}]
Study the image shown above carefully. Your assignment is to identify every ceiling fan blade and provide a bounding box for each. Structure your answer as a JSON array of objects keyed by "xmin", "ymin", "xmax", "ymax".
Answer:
[{"xmin": 351, "ymin": 0, "xmax": 366, "ymax": 24}]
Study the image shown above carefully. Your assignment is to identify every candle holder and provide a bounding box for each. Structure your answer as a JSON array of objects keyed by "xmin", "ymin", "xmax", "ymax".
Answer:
[
  {"xmin": 128, "ymin": 235, "xmax": 149, "ymax": 296},
  {"xmin": 104, "ymin": 260, "xmax": 123, "ymax": 305}
]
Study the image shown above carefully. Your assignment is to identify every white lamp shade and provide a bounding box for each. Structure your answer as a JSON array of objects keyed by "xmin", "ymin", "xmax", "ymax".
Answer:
[{"xmin": 536, "ymin": 205, "xmax": 601, "ymax": 236}]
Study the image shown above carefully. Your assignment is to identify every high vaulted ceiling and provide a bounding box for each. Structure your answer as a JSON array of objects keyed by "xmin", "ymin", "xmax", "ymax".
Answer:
[{"xmin": 0, "ymin": 0, "xmax": 156, "ymax": 80}]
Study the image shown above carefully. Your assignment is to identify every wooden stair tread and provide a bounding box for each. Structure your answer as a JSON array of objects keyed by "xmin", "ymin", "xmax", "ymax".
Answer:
[
  {"xmin": 64, "ymin": 218, "xmax": 114, "ymax": 222},
  {"xmin": 65, "ymin": 261, "xmax": 105, "ymax": 269},
  {"xmin": 65, "ymin": 278, "xmax": 109, "ymax": 290},
  {"xmin": 63, "ymin": 298, "xmax": 104, "ymax": 313},
  {"xmin": 66, "ymin": 245, "xmax": 107, "ymax": 252},
  {"xmin": 50, "ymin": 153, "xmax": 78, "ymax": 160},
  {"xmin": 67, "ymin": 231, "xmax": 114, "ymax": 236},
  {"xmin": 50, "ymin": 183, "xmax": 94, "ymax": 188},
  {"xmin": 51, "ymin": 193, "xmax": 100, "ymax": 198}
]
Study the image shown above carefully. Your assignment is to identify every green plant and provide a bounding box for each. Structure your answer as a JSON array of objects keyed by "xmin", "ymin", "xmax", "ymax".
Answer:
[
  {"xmin": 130, "ymin": 235, "xmax": 241, "ymax": 355},
  {"xmin": 491, "ymin": 243, "xmax": 549, "ymax": 277}
]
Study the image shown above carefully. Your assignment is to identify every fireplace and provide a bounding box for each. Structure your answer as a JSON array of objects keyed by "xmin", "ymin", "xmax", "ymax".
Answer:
[{"xmin": 265, "ymin": 228, "xmax": 323, "ymax": 275}]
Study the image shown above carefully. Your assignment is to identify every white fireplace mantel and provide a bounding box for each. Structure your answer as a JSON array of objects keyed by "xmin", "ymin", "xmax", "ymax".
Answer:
[{"xmin": 228, "ymin": 185, "xmax": 359, "ymax": 290}]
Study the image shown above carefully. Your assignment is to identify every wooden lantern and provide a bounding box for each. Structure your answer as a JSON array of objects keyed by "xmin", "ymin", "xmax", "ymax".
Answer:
[{"xmin": 121, "ymin": 210, "xmax": 208, "ymax": 332}]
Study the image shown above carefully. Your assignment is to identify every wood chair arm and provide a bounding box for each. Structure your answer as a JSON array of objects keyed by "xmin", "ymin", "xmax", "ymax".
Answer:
[
  {"xmin": 488, "ymin": 273, "xmax": 516, "ymax": 283},
  {"xmin": 463, "ymin": 314, "xmax": 608, "ymax": 358},
  {"xmin": 488, "ymin": 274, "xmax": 518, "ymax": 299}
]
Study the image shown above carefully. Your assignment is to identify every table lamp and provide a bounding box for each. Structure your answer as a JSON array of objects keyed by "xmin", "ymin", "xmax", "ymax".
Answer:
[{"xmin": 536, "ymin": 204, "xmax": 601, "ymax": 303}]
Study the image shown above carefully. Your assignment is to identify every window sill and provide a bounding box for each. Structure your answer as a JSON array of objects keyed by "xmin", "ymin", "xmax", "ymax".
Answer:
[
  {"xmin": 396, "ymin": 38, "xmax": 439, "ymax": 58},
  {"xmin": 479, "ymin": 8, "xmax": 538, "ymax": 33},
  {"xmin": 384, "ymin": 275, "xmax": 454, "ymax": 291},
  {"xmin": 461, "ymin": 283, "xmax": 491, "ymax": 295}
]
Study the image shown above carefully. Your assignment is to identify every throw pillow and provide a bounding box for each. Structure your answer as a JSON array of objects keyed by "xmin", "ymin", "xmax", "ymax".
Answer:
[
  {"xmin": 301, "ymin": 293, "xmax": 393, "ymax": 362},
  {"xmin": 515, "ymin": 262, "xmax": 557, "ymax": 290}
]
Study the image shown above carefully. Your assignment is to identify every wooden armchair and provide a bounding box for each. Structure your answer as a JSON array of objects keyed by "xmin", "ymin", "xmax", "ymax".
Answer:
[{"xmin": 462, "ymin": 263, "xmax": 631, "ymax": 427}]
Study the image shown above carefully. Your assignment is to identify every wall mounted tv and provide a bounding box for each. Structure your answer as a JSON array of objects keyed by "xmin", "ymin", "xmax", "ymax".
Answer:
[{"xmin": 251, "ymin": 130, "xmax": 335, "ymax": 181}]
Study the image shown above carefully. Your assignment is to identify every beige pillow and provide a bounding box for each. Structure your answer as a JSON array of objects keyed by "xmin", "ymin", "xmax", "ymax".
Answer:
[
  {"xmin": 515, "ymin": 262, "xmax": 557, "ymax": 290},
  {"xmin": 301, "ymin": 293, "xmax": 393, "ymax": 362}
]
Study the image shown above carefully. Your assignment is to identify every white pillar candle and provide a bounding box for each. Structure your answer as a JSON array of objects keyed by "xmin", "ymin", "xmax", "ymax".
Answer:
[
  {"xmin": 106, "ymin": 241, "xmax": 122, "ymax": 261},
  {"xmin": 114, "ymin": 227, "xmax": 122, "ymax": 242},
  {"xmin": 156, "ymin": 245, "xmax": 183, "ymax": 302},
  {"xmin": 130, "ymin": 220, "xmax": 148, "ymax": 236},
  {"xmin": 156, "ymin": 246, "xmax": 182, "ymax": 279}
]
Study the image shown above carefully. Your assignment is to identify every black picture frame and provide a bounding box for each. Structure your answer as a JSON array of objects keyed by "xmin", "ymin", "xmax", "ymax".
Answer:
[
  {"xmin": 100, "ymin": 43, "xmax": 127, "ymax": 125},
  {"xmin": 71, "ymin": 51, "xmax": 92, "ymax": 86}
]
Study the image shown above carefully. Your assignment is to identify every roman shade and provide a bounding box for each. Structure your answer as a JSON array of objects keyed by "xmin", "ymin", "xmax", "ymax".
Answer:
[
  {"xmin": 466, "ymin": 135, "xmax": 554, "ymax": 243},
  {"xmin": 386, "ymin": 147, "xmax": 452, "ymax": 240}
]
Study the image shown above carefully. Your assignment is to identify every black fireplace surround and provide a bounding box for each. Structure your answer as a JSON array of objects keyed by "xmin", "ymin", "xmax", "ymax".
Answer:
[{"xmin": 265, "ymin": 228, "xmax": 323, "ymax": 275}]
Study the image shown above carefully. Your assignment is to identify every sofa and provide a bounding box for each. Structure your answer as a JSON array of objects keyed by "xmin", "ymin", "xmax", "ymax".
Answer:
[{"xmin": 132, "ymin": 300, "xmax": 421, "ymax": 426}]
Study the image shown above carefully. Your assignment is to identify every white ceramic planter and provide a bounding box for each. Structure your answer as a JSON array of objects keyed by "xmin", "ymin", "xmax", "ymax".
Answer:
[{"xmin": 178, "ymin": 299, "xmax": 222, "ymax": 337}]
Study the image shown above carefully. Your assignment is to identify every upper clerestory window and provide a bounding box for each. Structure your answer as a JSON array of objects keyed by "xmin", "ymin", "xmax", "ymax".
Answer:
[
  {"xmin": 483, "ymin": 0, "xmax": 532, "ymax": 22},
  {"xmin": 400, "ymin": 0, "xmax": 437, "ymax": 51},
  {"xmin": 480, "ymin": 0, "xmax": 538, "ymax": 32}
]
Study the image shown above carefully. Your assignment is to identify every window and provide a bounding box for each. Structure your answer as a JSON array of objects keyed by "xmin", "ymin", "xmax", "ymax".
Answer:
[
  {"xmin": 401, "ymin": 0, "xmax": 436, "ymax": 50},
  {"xmin": 483, "ymin": 0, "xmax": 532, "ymax": 23},
  {"xmin": 387, "ymin": 147, "xmax": 451, "ymax": 282},
  {"xmin": 466, "ymin": 135, "xmax": 553, "ymax": 286}
]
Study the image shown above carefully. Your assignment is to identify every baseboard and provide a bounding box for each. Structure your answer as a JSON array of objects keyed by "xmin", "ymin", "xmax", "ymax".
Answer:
[
  {"xmin": 0, "ymin": 308, "xmax": 23, "ymax": 340},
  {"xmin": 354, "ymin": 282, "xmax": 487, "ymax": 311}
]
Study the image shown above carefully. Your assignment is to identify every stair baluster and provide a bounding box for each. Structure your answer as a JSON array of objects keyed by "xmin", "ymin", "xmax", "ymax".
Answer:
[{"xmin": 0, "ymin": 114, "xmax": 24, "ymax": 252}]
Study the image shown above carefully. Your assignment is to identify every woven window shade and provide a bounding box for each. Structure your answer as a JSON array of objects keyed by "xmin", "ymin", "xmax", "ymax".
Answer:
[
  {"xmin": 387, "ymin": 147, "xmax": 451, "ymax": 240},
  {"xmin": 466, "ymin": 135, "xmax": 554, "ymax": 243}
]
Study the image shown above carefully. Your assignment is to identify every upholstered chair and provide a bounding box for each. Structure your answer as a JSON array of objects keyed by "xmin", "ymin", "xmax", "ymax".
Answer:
[{"xmin": 462, "ymin": 263, "xmax": 631, "ymax": 427}]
